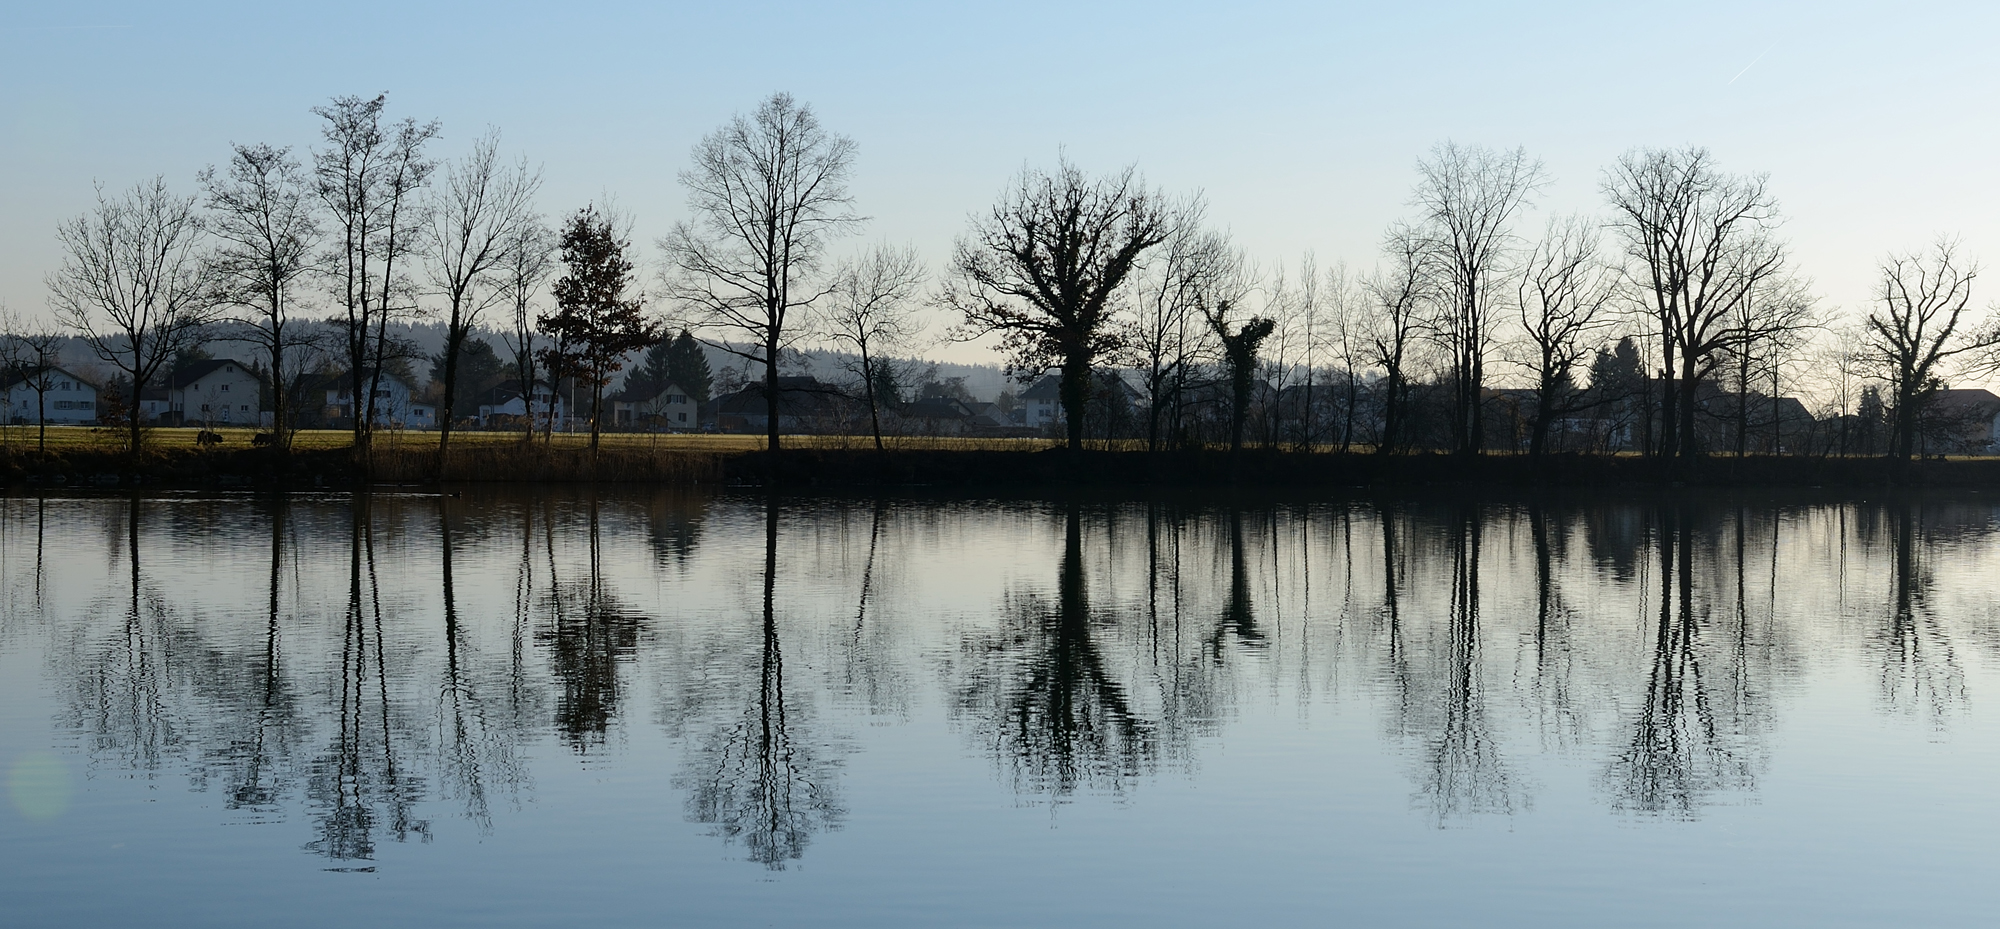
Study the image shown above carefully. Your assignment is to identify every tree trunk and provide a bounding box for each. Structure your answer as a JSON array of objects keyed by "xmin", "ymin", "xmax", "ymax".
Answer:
[
  {"xmin": 1060, "ymin": 356, "xmax": 1089, "ymax": 451},
  {"xmin": 439, "ymin": 320, "xmax": 464, "ymax": 457},
  {"xmin": 862, "ymin": 349, "xmax": 883, "ymax": 451},
  {"xmin": 764, "ymin": 336, "xmax": 782, "ymax": 454}
]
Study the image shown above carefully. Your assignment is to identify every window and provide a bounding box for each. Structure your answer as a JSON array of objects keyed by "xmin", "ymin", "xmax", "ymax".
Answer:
[
  {"xmin": 678, "ymin": 412, "xmax": 687, "ymax": 422},
  {"xmin": 200, "ymin": 404, "xmax": 210, "ymax": 411},
  {"xmin": 53, "ymin": 400, "xmax": 73, "ymax": 410},
  {"xmin": 220, "ymin": 384, "xmax": 229, "ymax": 392},
  {"xmin": 79, "ymin": 401, "xmax": 93, "ymax": 410},
  {"xmin": 239, "ymin": 404, "xmax": 249, "ymax": 412}
]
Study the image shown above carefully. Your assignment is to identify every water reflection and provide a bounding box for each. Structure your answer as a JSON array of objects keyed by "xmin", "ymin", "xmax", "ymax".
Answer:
[{"xmin": 6, "ymin": 490, "xmax": 1999, "ymax": 869}]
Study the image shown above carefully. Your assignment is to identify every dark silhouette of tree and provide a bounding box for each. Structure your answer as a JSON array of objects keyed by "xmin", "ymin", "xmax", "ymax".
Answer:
[
  {"xmin": 1410, "ymin": 142, "xmax": 1546, "ymax": 456},
  {"xmin": 1206, "ymin": 303, "xmax": 1276, "ymax": 456},
  {"xmin": 539, "ymin": 205, "xmax": 659, "ymax": 450},
  {"xmin": 947, "ymin": 158, "xmax": 1172, "ymax": 451},
  {"xmin": 427, "ymin": 131, "xmax": 540, "ymax": 455},
  {"xmin": 312, "ymin": 94, "xmax": 439, "ymax": 451},
  {"xmin": 1863, "ymin": 238, "xmax": 1997, "ymax": 462},
  {"xmin": 201, "ymin": 143, "xmax": 319, "ymax": 450},
  {"xmin": 662, "ymin": 92, "xmax": 859, "ymax": 456},
  {"xmin": 47, "ymin": 178, "xmax": 219, "ymax": 456}
]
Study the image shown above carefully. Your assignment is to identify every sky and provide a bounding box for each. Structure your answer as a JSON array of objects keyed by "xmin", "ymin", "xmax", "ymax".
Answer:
[{"xmin": 3, "ymin": 0, "xmax": 1996, "ymax": 375}]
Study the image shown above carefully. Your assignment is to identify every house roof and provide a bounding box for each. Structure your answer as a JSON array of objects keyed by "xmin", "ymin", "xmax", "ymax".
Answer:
[
  {"xmin": 611, "ymin": 381, "xmax": 689, "ymax": 404},
  {"xmin": 1932, "ymin": 388, "xmax": 2000, "ymax": 411},
  {"xmin": 1021, "ymin": 375, "xmax": 1062, "ymax": 401},
  {"xmin": 170, "ymin": 359, "xmax": 257, "ymax": 385},
  {"xmin": 0, "ymin": 364, "xmax": 97, "ymax": 392}
]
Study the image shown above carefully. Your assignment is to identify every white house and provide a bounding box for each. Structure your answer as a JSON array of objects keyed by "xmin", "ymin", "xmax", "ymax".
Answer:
[
  {"xmin": 321, "ymin": 370, "xmax": 437, "ymax": 429},
  {"xmin": 612, "ymin": 382, "xmax": 698, "ymax": 430},
  {"xmin": 478, "ymin": 379, "xmax": 567, "ymax": 430},
  {"xmin": 1021, "ymin": 374, "xmax": 1064, "ymax": 428},
  {"xmin": 2, "ymin": 365, "xmax": 99, "ymax": 425},
  {"xmin": 140, "ymin": 359, "xmax": 266, "ymax": 426}
]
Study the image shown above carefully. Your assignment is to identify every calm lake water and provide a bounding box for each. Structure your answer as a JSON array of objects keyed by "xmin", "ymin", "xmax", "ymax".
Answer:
[{"xmin": 2, "ymin": 488, "xmax": 1997, "ymax": 927}]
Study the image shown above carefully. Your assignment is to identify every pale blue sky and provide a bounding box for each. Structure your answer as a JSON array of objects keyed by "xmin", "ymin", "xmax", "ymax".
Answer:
[{"xmin": 4, "ymin": 1, "xmax": 1995, "ymax": 365}]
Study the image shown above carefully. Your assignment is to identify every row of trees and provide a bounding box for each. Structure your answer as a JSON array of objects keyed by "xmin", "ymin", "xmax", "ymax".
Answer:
[{"xmin": 33, "ymin": 91, "xmax": 2000, "ymax": 462}]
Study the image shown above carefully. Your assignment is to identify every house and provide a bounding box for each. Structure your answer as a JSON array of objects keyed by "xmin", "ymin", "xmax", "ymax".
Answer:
[
  {"xmin": 711, "ymin": 377, "xmax": 849, "ymax": 434},
  {"xmin": 478, "ymin": 379, "xmax": 568, "ymax": 430},
  {"xmin": 315, "ymin": 370, "xmax": 437, "ymax": 429},
  {"xmin": 138, "ymin": 359, "xmax": 267, "ymax": 426},
  {"xmin": 2, "ymin": 365, "xmax": 99, "ymax": 425},
  {"xmin": 611, "ymin": 382, "xmax": 699, "ymax": 430},
  {"xmin": 1926, "ymin": 388, "xmax": 2000, "ymax": 453},
  {"xmin": 1021, "ymin": 375, "xmax": 1064, "ymax": 428}
]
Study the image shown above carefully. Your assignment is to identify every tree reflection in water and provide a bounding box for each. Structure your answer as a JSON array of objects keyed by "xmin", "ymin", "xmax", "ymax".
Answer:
[
  {"xmin": 539, "ymin": 494, "xmax": 645, "ymax": 750},
  {"xmin": 679, "ymin": 495, "xmax": 843, "ymax": 869},
  {"xmin": 1603, "ymin": 505, "xmax": 1766, "ymax": 817},
  {"xmin": 954, "ymin": 504, "xmax": 1158, "ymax": 798},
  {"xmin": 15, "ymin": 491, "xmax": 2000, "ymax": 867}
]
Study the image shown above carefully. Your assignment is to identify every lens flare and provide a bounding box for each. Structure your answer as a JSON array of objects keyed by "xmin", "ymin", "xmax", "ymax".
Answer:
[{"xmin": 8, "ymin": 752, "xmax": 72, "ymax": 822}]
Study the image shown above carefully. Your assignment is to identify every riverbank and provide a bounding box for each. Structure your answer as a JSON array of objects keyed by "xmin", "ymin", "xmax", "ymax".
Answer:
[{"xmin": 4, "ymin": 441, "xmax": 1997, "ymax": 490}]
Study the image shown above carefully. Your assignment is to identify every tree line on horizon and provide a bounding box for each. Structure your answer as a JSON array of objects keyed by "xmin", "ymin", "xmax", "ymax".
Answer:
[{"xmin": 19, "ymin": 90, "xmax": 2000, "ymax": 463}]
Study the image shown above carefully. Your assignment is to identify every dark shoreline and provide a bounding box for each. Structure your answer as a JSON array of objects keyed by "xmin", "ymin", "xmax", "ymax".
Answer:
[{"xmin": 4, "ymin": 444, "xmax": 1998, "ymax": 492}]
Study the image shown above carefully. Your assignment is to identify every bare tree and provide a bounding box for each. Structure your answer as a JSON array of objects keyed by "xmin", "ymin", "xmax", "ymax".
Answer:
[
  {"xmin": 48, "ymin": 178, "xmax": 218, "ymax": 455},
  {"xmin": 0, "ymin": 307, "xmax": 70, "ymax": 452},
  {"xmin": 497, "ymin": 220, "xmax": 555, "ymax": 441},
  {"xmin": 201, "ymin": 143, "xmax": 320, "ymax": 449},
  {"xmin": 661, "ymin": 92, "xmax": 860, "ymax": 455},
  {"xmin": 1863, "ymin": 238, "xmax": 1997, "ymax": 461},
  {"xmin": 1411, "ymin": 142, "xmax": 1546, "ymax": 455},
  {"xmin": 1604, "ymin": 147, "xmax": 1789, "ymax": 463},
  {"xmin": 826, "ymin": 244, "xmax": 926, "ymax": 449},
  {"xmin": 1125, "ymin": 203, "xmax": 1229, "ymax": 452},
  {"xmin": 947, "ymin": 157, "xmax": 1172, "ymax": 451},
  {"xmin": 427, "ymin": 131, "xmax": 541, "ymax": 455},
  {"xmin": 1363, "ymin": 223, "xmax": 1437, "ymax": 454},
  {"xmin": 1513, "ymin": 214, "xmax": 1615, "ymax": 458},
  {"xmin": 313, "ymin": 94, "xmax": 440, "ymax": 448},
  {"xmin": 1319, "ymin": 262, "xmax": 1371, "ymax": 451}
]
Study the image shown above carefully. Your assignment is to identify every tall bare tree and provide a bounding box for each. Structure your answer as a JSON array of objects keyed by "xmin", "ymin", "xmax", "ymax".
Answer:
[
  {"xmin": 427, "ymin": 131, "xmax": 541, "ymax": 455},
  {"xmin": 1604, "ymin": 147, "xmax": 1788, "ymax": 463},
  {"xmin": 497, "ymin": 220, "xmax": 555, "ymax": 441},
  {"xmin": 1363, "ymin": 224, "xmax": 1437, "ymax": 454},
  {"xmin": 48, "ymin": 178, "xmax": 218, "ymax": 455},
  {"xmin": 1514, "ymin": 214, "xmax": 1615, "ymax": 457},
  {"xmin": 1411, "ymin": 142, "xmax": 1545, "ymax": 455},
  {"xmin": 661, "ymin": 92, "xmax": 860, "ymax": 455},
  {"xmin": 826, "ymin": 244, "xmax": 926, "ymax": 450},
  {"xmin": 1863, "ymin": 238, "xmax": 1997, "ymax": 461},
  {"xmin": 1125, "ymin": 203, "xmax": 1230, "ymax": 452},
  {"xmin": 947, "ymin": 158, "xmax": 1172, "ymax": 451},
  {"xmin": 313, "ymin": 94, "xmax": 440, "ymax": 448},
  {"xmin": 201, "ymin": 143, "xmax": 320, "ymax": 449}
]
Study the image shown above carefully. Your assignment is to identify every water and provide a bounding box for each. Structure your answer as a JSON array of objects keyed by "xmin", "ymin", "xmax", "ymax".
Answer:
[{"xmin": 2, "ymin": 488, "xmax": 1997, "ymax": 927}]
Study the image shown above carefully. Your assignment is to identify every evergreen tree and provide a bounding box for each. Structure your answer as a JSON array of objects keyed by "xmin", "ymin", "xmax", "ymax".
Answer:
[
  {"xmin": 623, "ymin": 339, "xmax": 673, "ymax": 398},
  {"xmin": 537, "ymin": 205, "xmax": 660, "ymax": 450},
  {"xmin": 664, "ymin": 329, "xmax": 712, "ymax": 402}
]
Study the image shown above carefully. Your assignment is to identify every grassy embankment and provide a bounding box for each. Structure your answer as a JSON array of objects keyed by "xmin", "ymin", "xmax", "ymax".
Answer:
[{"xmin": 3, "ymin": 424, "xmax": 1998, "ymax": 489}]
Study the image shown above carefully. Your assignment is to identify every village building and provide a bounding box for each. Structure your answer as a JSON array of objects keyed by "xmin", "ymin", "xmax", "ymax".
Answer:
[
  {"xmin": 138, "ymin": 359, "xmax": 267, "ymax": 427},
  {"xmin": 611, "ymin": 382, "xmax": 699, "ymax": 430},
  {"xmin": 477, "ymin": 379, "xmax": 568, "ymax": 430},
  {"xmin": 312, "ymin": 370, "xmax": 437, "ymax": 429},
  {"xmin": 2, "ymin": 365, "xmax": 100, "ymax": 425}
]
